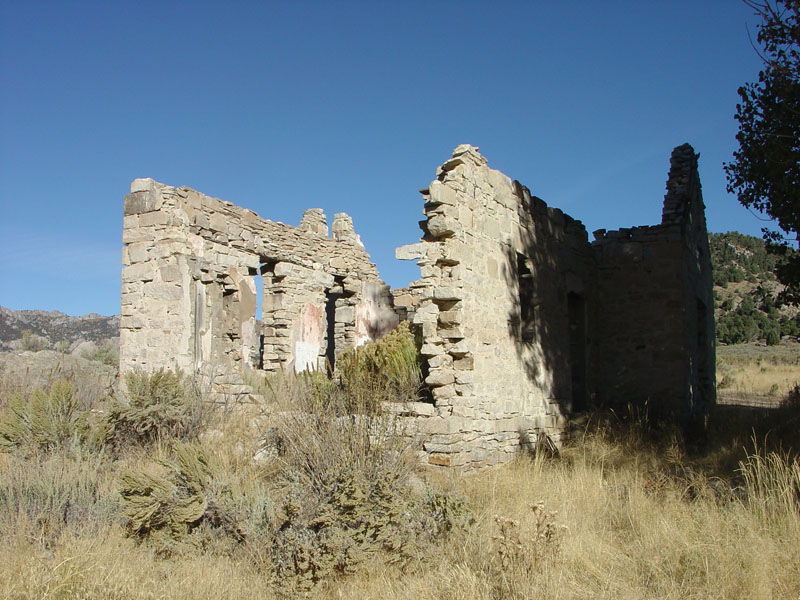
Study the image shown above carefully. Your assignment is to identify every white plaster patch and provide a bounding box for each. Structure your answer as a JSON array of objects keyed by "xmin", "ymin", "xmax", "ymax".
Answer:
[
  {"xmin": 355, "ymin": 302, "xmax": 372, "ymax": 347},
  {"xmin": 293, "ymin": 301, "xmax": 325, "ymax": 372},
  {"xmin": 294, "ymin": 341, "xmax": 320, "ymax": 373}
]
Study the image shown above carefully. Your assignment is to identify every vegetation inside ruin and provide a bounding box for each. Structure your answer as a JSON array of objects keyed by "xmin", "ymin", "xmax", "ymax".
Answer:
[
  {"xmin": 1, "ymin": 341, "xmax": 800, "ymax": 599},
  {"xmin": 336, "ymin": 321, "xmax": 423, "ymax": 406}
]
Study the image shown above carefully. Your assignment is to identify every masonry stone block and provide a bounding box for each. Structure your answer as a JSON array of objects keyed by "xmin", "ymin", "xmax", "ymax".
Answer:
[
  {"xmin": 396, "ymin": 243, "xmax": 428, "ymax": 261},
  {"xmin": 335, "ymin": 305, "xmax": 355, "ymax": 324},
  {"xmin": 124, "ymin": 189, "xmax": 161, "ymax": 216},
  {"xmin": 426, "ymin": 216, "xmax": 459, "ymax": 238}
]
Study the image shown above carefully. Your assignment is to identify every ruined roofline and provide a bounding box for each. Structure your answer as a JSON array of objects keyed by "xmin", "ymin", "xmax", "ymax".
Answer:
[
  {"xmin": 591, "ymin": 223, "xmax": 681, "ymax": 244},
  {"xmin": 123, "ymin": 177, "xmax": 382, "ymax": 290},
  {"xmin": 127, "ymin": 177, "xmax": 363, "ymax": 244},
  {"xmin": 423, "ymin": 143, "xmax": 591, "ymax": 235},
  {"xmin": 589, "ymin": 143, "xmax": 702, "ymax": 243}
]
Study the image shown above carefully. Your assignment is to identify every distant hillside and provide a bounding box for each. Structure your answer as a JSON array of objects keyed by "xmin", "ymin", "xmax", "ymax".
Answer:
[
  {"xmin": 709, "ymin": 232, "xmax": 800, "ymax": 345},
  {"xmin": 0, "ymin": 306, "xmax": 119, "ymax": 352}
]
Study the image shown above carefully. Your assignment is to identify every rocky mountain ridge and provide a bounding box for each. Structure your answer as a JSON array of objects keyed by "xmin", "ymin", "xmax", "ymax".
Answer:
[{"xmin": 0, "ymin": 306, "xmax": 119, "ymax": 352}]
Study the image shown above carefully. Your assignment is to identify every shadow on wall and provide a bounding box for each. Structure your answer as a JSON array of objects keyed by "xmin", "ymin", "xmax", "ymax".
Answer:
[{"xmin": 500, "ymin": 185, "xmax": 582, "ymax": 419}]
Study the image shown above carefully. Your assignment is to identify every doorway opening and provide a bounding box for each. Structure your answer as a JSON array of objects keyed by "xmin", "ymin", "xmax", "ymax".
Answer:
[
  {"xmin": 324, "ymin": 276, "xmax": 345, "ymax": 373},
  {"xmin": 568, "ymin": 291, "xmax": 587, "ymax": 412}
]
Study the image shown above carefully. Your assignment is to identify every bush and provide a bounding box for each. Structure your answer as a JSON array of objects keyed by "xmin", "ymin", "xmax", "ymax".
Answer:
[
  {"xmin": 117, "ymin": 393, "xmax": 463, "ymax": 585},
  {"xmin": 19, "ymin": 329, "xmax": 46, "ymax": 352},
  {"xmin": 0, "ymin": 450, "xmax": 114, "ymax": 544},
  {"xmin": 102, "ymin": 369, "xmax": 208, "ymax": 450},
  {"xmin": 0, "ymin": 380, "xmax": 88, "ymax": 454},
  {"xmin": 266, "ymin": 372, "xmax": 469, "ymax": 592},
  {"xmin": 337, "ymin": 322, "xmax": 423, "ymax": 409},
  {"xmin": 119, "ymin": 442, "xmax": 247, "ymax": 554},
  {"xmin": 766, "ymin": 328, "xmax": 781, "ymax": 346},
  {"xmin": 81, "ymin": 344, "xmax": 119, "ymax": 367}
]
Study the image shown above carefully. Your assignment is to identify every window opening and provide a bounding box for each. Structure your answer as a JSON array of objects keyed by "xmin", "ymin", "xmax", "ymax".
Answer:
[{"xmin": 517, "ymin": 253, "xmax": 534, "ymax": 341}]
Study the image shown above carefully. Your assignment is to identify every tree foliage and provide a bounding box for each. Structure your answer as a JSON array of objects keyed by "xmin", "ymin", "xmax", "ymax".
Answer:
[{"xmin": 725, "ymin": 0, "xmax": 800, "ymax": 301}]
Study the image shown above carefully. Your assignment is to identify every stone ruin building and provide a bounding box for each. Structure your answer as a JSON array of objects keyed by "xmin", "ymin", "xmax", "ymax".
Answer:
[
  {"xmin": 120, "ymin": 143, "xmax": 715, "ymax": 469},
  {"xmin": 120, "ymin": 180, "xmax": 398, "ymax": 395}
]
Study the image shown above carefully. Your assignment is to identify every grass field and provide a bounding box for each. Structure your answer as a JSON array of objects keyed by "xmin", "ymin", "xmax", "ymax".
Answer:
[
  {"xmin": 1, "ymin": 424, "xmax": 798, "ymax": 600},
  {"xmin": 0, "ymin": 340, "xmax": 799, "ymax": 599},
  {"xmin": 716, "ymin": 340, "xmax": 800, "ymax": 404}
]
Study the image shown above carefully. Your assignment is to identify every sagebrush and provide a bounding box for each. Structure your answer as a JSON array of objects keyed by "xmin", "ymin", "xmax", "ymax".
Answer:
[
  {"xmin": 1, "ymin": 359, "xmax": 800, "ymax": 598},
  {"xmin": 0, "ymin": 380, "xmax": 88, "ymax": 454},
  {"xmin": 102, "ymin": 368, "xmax": 209, "ymax": 450}
]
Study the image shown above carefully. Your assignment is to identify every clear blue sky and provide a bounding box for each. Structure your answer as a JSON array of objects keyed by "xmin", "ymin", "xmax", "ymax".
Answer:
[{"xmin": 0, "ymin": 1, "xmax": 769, "ymax": 316}]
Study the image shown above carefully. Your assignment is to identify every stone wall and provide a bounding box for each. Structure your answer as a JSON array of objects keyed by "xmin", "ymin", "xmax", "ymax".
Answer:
[
  {"xmin": 397, "ymin": 143, "xmax": 715, "ymax": 469},
  {"xmin": 592, "ymin": 144, "xmax": 716, "ymax": 426},
  {"xmin": 396, "ymin": 145, "xmax": 595, "ymax": 468},
  {"xmin": 120, "ymin": 179, "xmax": 397, "ymax": 396}
]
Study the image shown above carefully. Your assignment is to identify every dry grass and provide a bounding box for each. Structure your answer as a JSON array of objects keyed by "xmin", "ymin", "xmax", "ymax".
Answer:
[
  {"xmin": 717, "ymin": 341, "xmax": 800, "ymax": 402},
  {"xmin": 2, "ymin": 422, "xmax": 799, "ymax": 599},
  {"xmin": 1, "ymin": 355, "xmax": 800, "ymax": 599},
  {"xmin": 319, "ymin": 434, "xmax": 800, "ymax": 600}
]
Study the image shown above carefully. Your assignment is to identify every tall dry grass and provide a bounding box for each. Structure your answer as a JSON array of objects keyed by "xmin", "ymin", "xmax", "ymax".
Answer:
[
  {"xmin": 1, "ymin": 345, "xmax": 800, "ymax": 598},
  {"xmin": 318, "ymin": 432, "xmax": 800, "ymax": 600},
  {"xmin": 2, "ymin": 420, "xmax": 799, "ymax": 599},
  {"xmin": 717, "ymin": 341, "xmax": 800, "ymax": 399}
]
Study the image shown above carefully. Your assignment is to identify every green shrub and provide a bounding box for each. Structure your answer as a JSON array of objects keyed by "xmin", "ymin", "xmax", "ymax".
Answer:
[
  {"xmin": 272, "ymin": 470, "xmax": 413, "ymax": 590},
  {"xmin": 81, "ymin": 344, "xmax": 119, "ymax": 367},
  {"xmin": 119, "ymin": 442, "xmax": 247, "ymax": 553},
  {"xmin": 419, "ymin": 487, "xmax": 474, "ymax": 537},
  {"xmin": 337, "ymin": 322, "xmax": 422, "ymax": 408},
  {"xmin": 0, "ymin": 380, "xmax": 88, "ymax": 454},
  {"xmin": 267, "ymin": 380, "xmax": 470, "ymax": 592},
  {"xmin": 103, "ymin": 369, "xmax": 207, "ymax": 450},
  {"xmin": 765, "ymin": 328, "xmax": 781, "ymax": 346},
  {"xmin": 270, "ymin": 466, "xmax": 470, "ymax": 593}
]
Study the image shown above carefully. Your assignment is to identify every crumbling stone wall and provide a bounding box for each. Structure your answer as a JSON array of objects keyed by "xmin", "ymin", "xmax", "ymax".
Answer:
[
  {"xmin": 396, "ymin": 145, "xmax": 595, "ymax": 468},
  {"xmin": 120, "ymin": 179, "xmax": 396, "ymax": 395},
  {"xmin": 120, "ymin": 142, "xmax": 715, "ymax": 469},
  {"xmin": 397, "ymin": 143, "xmax": 714, "ymax": 469},
  {"xmin": 592, "ymin": 144, "xmax": 715, "ymax": 427}
]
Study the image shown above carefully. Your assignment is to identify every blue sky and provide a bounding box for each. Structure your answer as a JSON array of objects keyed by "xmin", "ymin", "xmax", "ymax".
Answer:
[{"xmin": 0, "ymin": 1, "xmax": 768, "ymax": 316}]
